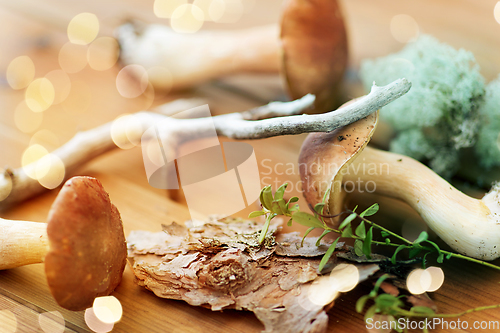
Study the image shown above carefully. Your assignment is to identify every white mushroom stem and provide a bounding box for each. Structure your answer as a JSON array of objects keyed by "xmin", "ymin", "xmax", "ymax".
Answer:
[
  {"xmin": 343, "ymin": 146, "xmax": 500, "ymax": 260},
  {"xmin": 117, "ymin": 22, "xmax": 280, "ymax": 90},
  {"xmin": 0, "ymin": 78, "xmax": 410, "ymax": 209},
  {"xmin": 0, "ymin": 218, "xmax": 49, "ymax": 269}
]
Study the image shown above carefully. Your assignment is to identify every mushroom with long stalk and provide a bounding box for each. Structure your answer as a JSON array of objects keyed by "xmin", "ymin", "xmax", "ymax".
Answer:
[
  {"xmin": 299, "ymin": 102, "xmax": 500, "ymax": 261},
  {"xmin": 117, "ymin": 0, "xmax": 348, "ymax": 111},
  {"xmin": 0, "ymin": 79, "xmax": 411, "ymax": 209},
  {"xmin": 0, "ymin": 176, "xmax": 127, "ymax": 311}
]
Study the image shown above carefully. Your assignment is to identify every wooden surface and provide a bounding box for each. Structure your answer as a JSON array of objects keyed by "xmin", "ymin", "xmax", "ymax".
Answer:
[{"xmin": 1, "ymin": 0, "xmax": 500, "ymax": 332}]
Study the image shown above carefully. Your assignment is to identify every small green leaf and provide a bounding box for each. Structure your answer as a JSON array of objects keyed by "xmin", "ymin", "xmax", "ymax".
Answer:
[
  {"xmin": 354, "ymin": 239, "xmax": 364, "ymax": 256},
  {"xmin": 360, "ymin": 203, "xmax": 379, "ymax": 217},
  {"xmin": 315, "ymin": 230, "xmax": 332, "ymax": 246},
  {"xmin": 287, "ymin": 196, "xmax": 299, "ymax": 205},
  {"xmin": 362, "ymin": 227, "xmax": 373, "ymax": 259},
  {"xmin": 410, "ymin": 306, "xmax": 436, "ymax": 316},
  {"xmin": 385, "ymin": 238, "xmax": 391, "ymax": 244},
  {"xmin": 339, "ymin": 213, "xmax": 357, "ymax": 230},
  {"xmin": 381, "ymin": 231, "xmax": 390, "ymax": 238},
  {"xmin": 391, "ymin": 245, "xmax": 407, "ymax": 264},
  {"xmin": 274, "ymin": 183, "xmax": 287, "ymax": 201},
  {"xmin": 446, "ymin": 252, "xmax": 453, "ymax": 260},
  {"xmin": 409, "ymin": 246, "xmax": 421, "ymax": 259},
  {"xmin": 277, "ymin": 198, "xmax": 288, "ymax": 216},
  {"xmin": 413, "ymin": 231, "xmax": 428, "ymax": 244},
  {"xmin": 291, "ymin": 212, "xmax": 324, "ymax": 229},
  {"xmin": 301, "ymin": 227, "xmax": 315, "ymax": 247},
  {"xmin": 355, "ymin": 222, "xmax": 366, "ymax": 239},
  {"xmin": 375, "ymin": 293, "xmax": 401, "ymax": 310},
  {"xmin": 318, "ymin": 238, "xmax": 339, "ymax": 273},
  {"xmin": 437, "ymin": 252, "xmax": 444, "ymax": 263},
  {"xmin": 260, "ymin": 185, "xmax": 273, "ymax": 210},
  {"xmin": 287, "ymin": 218, "xmax": 293, "ymax": 227},
  {"xmin": 341, "ymin": 226, "xmax": 354, "ymax": 238},
  {"xmin": 356, "ymin": 295, "xmax": 371, "ymax": 313},
  {"xmin": 364, "ymin": 305, "xmax": 378, "ymax": 321},
  {"xmin": 314, "ymin": 203, "xmax": 325, "ymax": 215},
  {"xmin": 248, "ymin": 210, "xmax": 266, "ymax": 218},
  {"xmin": 289, "ymin": 203, "xmax": 300, "ymax": 212},
  {"xmin": 271, "ymin": 201, "xmax": 284, "ymax": 215}
]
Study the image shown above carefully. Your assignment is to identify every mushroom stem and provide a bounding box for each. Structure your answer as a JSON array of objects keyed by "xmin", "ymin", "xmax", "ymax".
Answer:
[
  {"xmin": 117, "ymin": 22, "xmax": 280, "ymax": 90},
  {"xmin": 343, "ymin": 146, "xmax": 499, "ymax": 260},
  {"xmin": 0, "ymin": 218, "xmax": 49, "ymax": 269},
  {"xmin": 0, "ymin": 78, "xmax": 410, "ymax": 209}
]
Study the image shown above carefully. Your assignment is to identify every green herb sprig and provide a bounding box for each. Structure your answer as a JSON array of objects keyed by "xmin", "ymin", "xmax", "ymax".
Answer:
[
  {"xmin": 249, "ymin": 183, "xmax": 500, "ymax": 273},
  {"xmin": 249, "ymin": 183, "xmax": 500, "ymax": 331}
]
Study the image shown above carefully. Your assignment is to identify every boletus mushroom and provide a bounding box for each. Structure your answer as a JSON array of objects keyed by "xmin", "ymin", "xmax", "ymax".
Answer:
[
  {"xmin": 0, "ymin": 176, "xmax": 127, "ymax": 311},
  {"xmin": 117, "ymin": 0, "xmax": 348, "ymax": 111},
  {"xmin": 299, "ymin": 104, "xmax": 500, "ymax": 261}
]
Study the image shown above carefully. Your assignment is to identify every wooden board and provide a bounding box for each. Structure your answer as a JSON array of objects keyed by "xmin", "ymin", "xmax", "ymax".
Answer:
[{"xmin": 1, "ymin": 1, "xmax": 500, "ymax": 332}]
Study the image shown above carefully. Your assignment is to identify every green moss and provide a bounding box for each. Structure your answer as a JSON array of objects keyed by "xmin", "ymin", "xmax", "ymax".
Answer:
[
  {"xmin": 360, "ymin": 35, "xmax": 485, "ymax": 177},
  {"xmin": 475, "ymin": 76, "xmax": 500, "ymax": 168}
]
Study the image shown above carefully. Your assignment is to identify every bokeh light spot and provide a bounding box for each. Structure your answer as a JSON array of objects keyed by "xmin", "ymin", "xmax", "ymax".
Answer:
[
  {"xmin": 495, "ymin": 2, "xmax": 500, "ymax": 24},
  {"xmin": 116, "ymin": 64, "xmax": 149, "ymax": 98},
  {"xmin": 154, "ymin": 0, "xmax": 188, "ymax": 18},
  {"xmin": 6, "ymin": 55, "xmax": 35, "ymax": 90},
  {"xmin": 111, "ymin": 114, "xmax": 143, "ymax": 149},
  {"xmin": 426, "ymin": 266, "xmax": 445, "ymax": 292},
  {"xmin": 59, "ymin": 42, "xmax": 88, "ymax": 73},
  {"xmin": 87, "ymin": 37, "xmax": 119, "ymax": 71},
  {"xmin": 0, "ymin": 310, "xmax": 17, "ymax": 333},
  {"xmin": 390, "ymin": 14, "xmax": 420, "ymax": 43},
  {"xmin": 84, "ymin": 308, "xmax": 114, "ymax": 333},
  {"xmin": 67, "ymin": 13, "xmax": 100, "ymax": 45},
  {"xmin": 329, "ymin": 263, "xmax": 359, "ymax": 292},
  {"xmin": 14, "ymin": 100, "xmax": 43, "ymax": 133},
  {"xmin": 22, "ymin": 144, "xmax": 49, "ymax": 179},
  {"xmin": 25, "ymin": 78, "xmax": 55, "ymax": 113},
  {"xmin": 406, "ymin": 268, "xmax": 432, "ymax": 295},
  {"xmin": 44, "ymin": 70, "xmax": 71, "ymax": 105},
  {"xmin": 171, "ymin": 4, "xmax": 204, "ymax": 33},
  {"xmin": 39, "ymin": 311, "xmax": 65, "ymax": 333},
  {"xmin": 92, "ymin": 296, "xmax": 123, "ymax": 324},
  {"xmin": 307, "ymin": 275, "xmax": 339, "ymax": 306},
  {"xmin": 36, "ymin": 154, "xmax": 65, "ymax": 189}
]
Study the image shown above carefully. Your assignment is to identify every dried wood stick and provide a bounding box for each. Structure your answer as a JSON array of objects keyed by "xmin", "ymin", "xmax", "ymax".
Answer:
[{"xmin": 0, "ymin": 78, "xmax": 411, "ymax": 209}]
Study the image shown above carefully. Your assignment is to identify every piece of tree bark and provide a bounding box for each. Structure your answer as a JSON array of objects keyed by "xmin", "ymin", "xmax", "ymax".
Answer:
[{"xmin": 127, "ymin": 218, "xmax": 380, "ymax": 333}]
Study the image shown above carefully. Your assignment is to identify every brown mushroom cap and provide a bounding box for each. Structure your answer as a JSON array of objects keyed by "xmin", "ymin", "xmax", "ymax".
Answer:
[
  {"xmin": 45, "ymin": 176, "xmax": 127, "ymax": 311},
  {"xmin": 299, "ymin": 102, "xmax": 378, "ymax": 226},
  {"xmin": 280, "ymin": 0, "xmax": 348, "ymax": 113}
]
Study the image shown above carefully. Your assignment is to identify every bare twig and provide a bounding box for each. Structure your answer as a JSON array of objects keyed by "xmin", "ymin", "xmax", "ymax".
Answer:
[{"xmin": 0, "ymin": 78, "xmax": 411, "ymax": 209}]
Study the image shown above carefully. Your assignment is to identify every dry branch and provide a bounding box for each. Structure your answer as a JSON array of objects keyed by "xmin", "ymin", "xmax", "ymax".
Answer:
[{"xmin": 0, "ymin": 78, "xmax": 410, "ymax": 209}]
